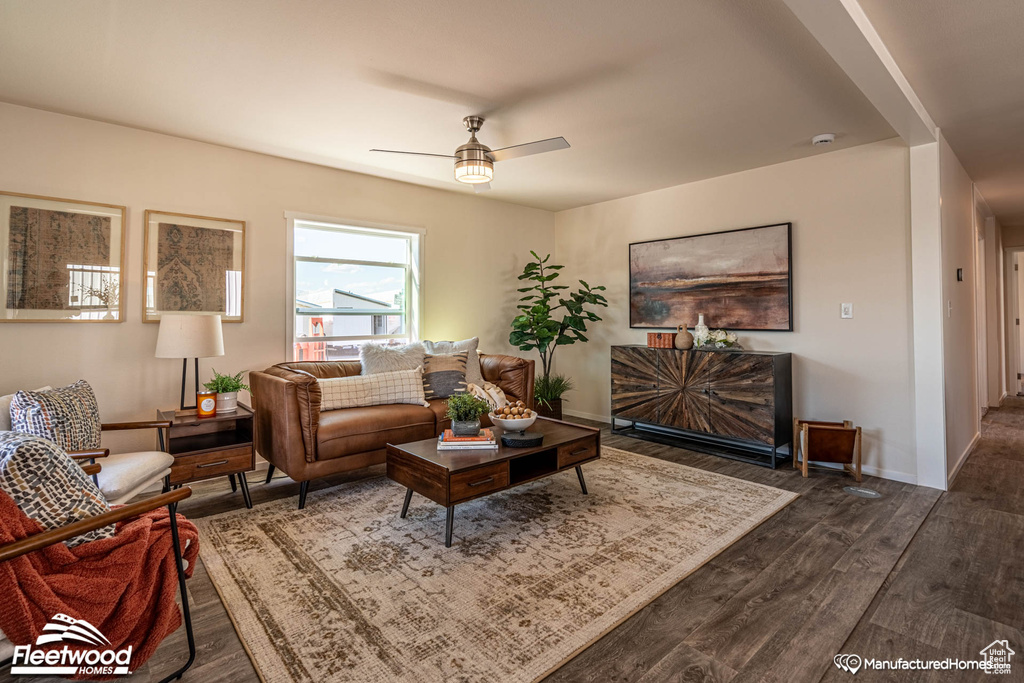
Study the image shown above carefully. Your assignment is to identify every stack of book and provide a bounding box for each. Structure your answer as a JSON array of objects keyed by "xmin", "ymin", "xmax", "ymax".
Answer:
[{"xmin": 437, "ymin": 428, "xmax": 498, "ymax": 450}]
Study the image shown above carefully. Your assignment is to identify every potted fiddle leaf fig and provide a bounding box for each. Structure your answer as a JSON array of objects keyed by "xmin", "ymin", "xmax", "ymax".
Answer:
[
  {"xmin": 509, "ymin": 251, "xmax": 607, "ymax": 420},
  {"xmin": 203, "ymin": 370, "xmax": 250, "ymax": 414}
]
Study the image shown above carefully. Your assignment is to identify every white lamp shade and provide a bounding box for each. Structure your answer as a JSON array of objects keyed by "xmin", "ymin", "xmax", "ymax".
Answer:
[{"xmin": 155, "ymin": 314, "xmax": 225, "ymax": 358}]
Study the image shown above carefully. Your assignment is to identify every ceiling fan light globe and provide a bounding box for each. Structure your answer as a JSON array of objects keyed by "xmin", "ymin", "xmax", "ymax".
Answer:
[{"xmin": 454, "ymin": 160, "xmax": 494, "ymax": 184}]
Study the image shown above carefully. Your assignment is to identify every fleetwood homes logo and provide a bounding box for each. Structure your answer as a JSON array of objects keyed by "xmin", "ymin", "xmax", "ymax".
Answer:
[{"xmin": 11, "ymin": 614, "xmax": 133, "ymax": 677}]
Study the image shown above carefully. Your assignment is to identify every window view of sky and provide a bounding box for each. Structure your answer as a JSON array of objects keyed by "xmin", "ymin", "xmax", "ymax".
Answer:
[{"xmin": 295, "ymin": 226, "xmax": 408, "ymax": 307}]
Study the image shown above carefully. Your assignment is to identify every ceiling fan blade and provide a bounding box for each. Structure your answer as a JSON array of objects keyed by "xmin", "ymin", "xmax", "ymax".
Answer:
[
  {"xmin": 369, "ymin": 149, "xmax": 458, "ymax": 159},
  {"xmin": 473, "ymin": 182, "xmax": 491, "ymax": 193},
  {"xmin": 487, "ymin": 137, "xmax": 570, "ymax": 162}
]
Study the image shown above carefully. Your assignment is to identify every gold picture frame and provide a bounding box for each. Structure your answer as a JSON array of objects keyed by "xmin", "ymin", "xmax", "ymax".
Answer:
[
  {"xmin": 1, "ymin": 191, "xmax": 127, "ymax": 323},
  {"xmin": 143, "ymin": 210, "xmax": 246, "ymax": 323}
]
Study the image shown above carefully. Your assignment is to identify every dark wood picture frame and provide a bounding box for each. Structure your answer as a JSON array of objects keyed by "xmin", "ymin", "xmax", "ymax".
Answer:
[{"xmin": 629, "ymin": 222, "xmax": 793, "ymax": 331}]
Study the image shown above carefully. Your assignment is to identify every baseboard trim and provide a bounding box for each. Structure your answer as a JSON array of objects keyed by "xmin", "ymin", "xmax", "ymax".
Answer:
[
  {"xmin": 946, "ymin": 431, "xmax": 980, "ymax": 488},
  {"xmin": 567, "ymin": 410, "xmax": 919, "ymax": 485}
]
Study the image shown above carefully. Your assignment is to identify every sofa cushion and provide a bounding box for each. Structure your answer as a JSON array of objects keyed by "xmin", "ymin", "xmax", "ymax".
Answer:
[
  {"xmin": 423, "ymin": 338, "xmax": 484, "ymax": 387},
  {"xmin": 422, "ymin": 352, "xmax": 468, "ymax": 400},
  {"xmin": 0, "ymin": 386, "xmax": 51, "ymax": 431},
  {"xmin": 320, "ymin": 368, "xmax": 428, "ymax": 410},
  {"xmin": 0, "ymin": 432, "xmax": 115, "ymax": 547},
  {"xmin": 317, "ymin": 404, "xmax": 436, "ymax": 461},
  {"xmin": 95, "ymin": 451, "xmax": 175, "ymax": 502},
  {"xmin": 359, "ymin": 342, "xmax": 425, "ymax": 375},
  {"xmin": 11, "ymin": 380, "xmax": 101, "ymax": 451}
]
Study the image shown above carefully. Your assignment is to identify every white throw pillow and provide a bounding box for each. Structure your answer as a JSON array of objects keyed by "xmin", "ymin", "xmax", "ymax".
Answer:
[
  {"xmin": 422, "ymin": 338, "xmax": 484, "ymax": 387},
  {"xmin": 359, "ymin": 342, "xmax": 425, "ymax": 375},
  {"xmin": 320, "ymin": 368, "xmax": 429, "ymax": 410}
]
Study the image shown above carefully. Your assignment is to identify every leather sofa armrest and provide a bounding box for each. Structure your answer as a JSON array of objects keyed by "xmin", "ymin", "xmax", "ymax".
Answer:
[
  {"xmin": 251, "ymin": 367, "xmax": 321, "ymax": 466},
  {"xmin": 479, "ymin": 354, "xmax": 536, "ymax": 409}
]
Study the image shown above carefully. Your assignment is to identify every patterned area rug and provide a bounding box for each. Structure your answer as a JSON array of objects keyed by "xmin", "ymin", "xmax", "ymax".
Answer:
[{"xmin": 194, "ymin": 447, "xmax": 797, "ymax": 683}]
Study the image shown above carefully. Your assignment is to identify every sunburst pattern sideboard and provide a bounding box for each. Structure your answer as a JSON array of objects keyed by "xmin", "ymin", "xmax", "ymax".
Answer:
[{"xmin": 610, "ymin": 345, "xmax": 793, "ymax": 467}]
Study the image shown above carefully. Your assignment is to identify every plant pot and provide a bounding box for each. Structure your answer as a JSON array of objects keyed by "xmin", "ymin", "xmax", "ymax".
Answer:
[
  {"xmin": 451, "ymin": 418, "xmax": 481, "ymax": 437},
  {"xmin": 535, "ymin": 398, "xmax": 562, "ymax": 421},
  {"xmin": 216, "ymin": 391, "xmax": 239, "ymax": 413}
]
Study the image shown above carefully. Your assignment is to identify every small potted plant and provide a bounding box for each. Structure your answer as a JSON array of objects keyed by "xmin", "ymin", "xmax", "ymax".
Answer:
[
  {"xmin": 203, "ymin": 369, "xmax": 250, "ymax": 414},
  {"xmin": 534, "ymin": 374, "xmax": 573, "ymax": 420},
  {"xmin": 445, "ymin": 393, "xmax": 491, "ymax": 437}
]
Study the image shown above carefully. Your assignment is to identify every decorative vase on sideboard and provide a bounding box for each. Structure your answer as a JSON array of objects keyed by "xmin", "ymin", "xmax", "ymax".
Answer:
[
  {"xmin": 536, "ymin": 399, "xmax": 563, "ymax": 421},
  {"xmin": 674, "ymin": 325, "xmax": 694, "ymax": 350}
]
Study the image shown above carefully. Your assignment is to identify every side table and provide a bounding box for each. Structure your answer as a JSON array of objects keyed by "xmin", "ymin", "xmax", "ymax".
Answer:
[{"xmin": 158, "ymin": 404, "xmax": 255, "ymax": 508}]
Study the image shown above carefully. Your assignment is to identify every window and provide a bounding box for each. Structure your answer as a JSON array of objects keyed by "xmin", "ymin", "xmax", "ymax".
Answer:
[{"xmin": 288, "ymin": 217, "xmax": 422, "ymax": 361}]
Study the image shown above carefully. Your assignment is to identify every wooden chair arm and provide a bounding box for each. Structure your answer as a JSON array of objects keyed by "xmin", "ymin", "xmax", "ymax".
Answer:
[
  {"xmin": 0, "ymin": 487, "xmax": 192, "ymax": 563},
  {"xmin": 80, "ymin": 463, "xmax": 102, "ymax": 477},
  {"xmin": 101, "ymin": 420, "xmax": 172, "ymax": 432},
  {"xmin": 68, "ymin": 448, "xmax": 110, "ymax": 460}
]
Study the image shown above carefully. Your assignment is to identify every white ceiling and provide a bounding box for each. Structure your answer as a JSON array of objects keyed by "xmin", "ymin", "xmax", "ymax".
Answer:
[
  {"xmin": 0, "ymin": 0, "xmax": 896, "ymax": 212},
  {"xmin": 858, "ymin": 0, "xmax": 1024, "ymax": 226}
]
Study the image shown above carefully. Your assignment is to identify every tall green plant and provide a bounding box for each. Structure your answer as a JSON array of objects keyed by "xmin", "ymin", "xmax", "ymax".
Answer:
[{"xmin": 509, "ymin": 251, "xmax": 608, "ymax": 383}]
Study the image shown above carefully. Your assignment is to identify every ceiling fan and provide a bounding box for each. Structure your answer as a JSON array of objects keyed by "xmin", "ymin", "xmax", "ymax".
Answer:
[{"xmin": 370, "ymin": 116, "xmax": 569, "ymax": 192}]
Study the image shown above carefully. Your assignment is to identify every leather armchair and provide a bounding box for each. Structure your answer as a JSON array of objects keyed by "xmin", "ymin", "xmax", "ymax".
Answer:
[{"xmin": 250, "ymin": 353, "xmax": 535, "ymax": 508}]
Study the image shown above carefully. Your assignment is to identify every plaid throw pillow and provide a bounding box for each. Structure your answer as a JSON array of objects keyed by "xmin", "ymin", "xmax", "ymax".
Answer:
[
  {"xmin": 0, "ymin": 432, "xmax": 115, "ymax": 547},
  {"xmin": 422, "ymin": 351, "xmax": 468, "ymax": 399},
  {"xmin": 11, "ymin": 380, "xmax": 102, "ymax": 452},
  {"xmin": 320, "ymin": 367, "xmax": 429, "ymax": 410}
]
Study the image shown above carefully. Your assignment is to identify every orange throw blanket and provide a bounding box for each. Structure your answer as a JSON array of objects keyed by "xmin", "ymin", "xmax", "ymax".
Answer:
[{"xmin": 0, "ymin": 491, "xmax": 199, "ymax": 680}]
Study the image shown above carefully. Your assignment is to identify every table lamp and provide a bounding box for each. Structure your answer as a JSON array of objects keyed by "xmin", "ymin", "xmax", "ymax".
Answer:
[{"xmin": 156, "ymin": 313, "xmax": 225, "ymax": 412}]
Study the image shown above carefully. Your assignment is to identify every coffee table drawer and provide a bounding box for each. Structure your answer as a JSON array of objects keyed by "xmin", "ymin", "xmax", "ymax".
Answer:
[
  {"xmin": 558, "ymin": 439, "xmax": 598, "ymax": 468},
  {"xmin": 170, "ymin": 446, "xmax": 253, "ymax": 483},
  {"xmin": 450, "ymin": 462, "xmax": 509, "ymax": 502}
]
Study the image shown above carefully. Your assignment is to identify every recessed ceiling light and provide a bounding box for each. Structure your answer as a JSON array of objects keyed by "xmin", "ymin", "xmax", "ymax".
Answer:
[{"xmin": 812, "ymin": 133, "xmax": 836, "ymax": 146}]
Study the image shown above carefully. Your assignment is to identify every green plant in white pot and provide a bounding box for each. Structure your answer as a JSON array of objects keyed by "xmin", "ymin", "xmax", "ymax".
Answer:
[{"xmin": 203, "ymin": 370, "xmax": 250, "ymax": 414}]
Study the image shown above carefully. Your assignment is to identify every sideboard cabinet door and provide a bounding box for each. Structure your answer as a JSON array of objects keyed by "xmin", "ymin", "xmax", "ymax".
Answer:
[
  {"xmin": 611, "ymin": 346, "xmax": 659, "ymax": 422},
  {"xmin": 656, "ymin": 350, "xmax": 712, "ymax": 432},
  {"xmin": 707, "ymin": 353, "xmax": 776, "ymax": 444}
]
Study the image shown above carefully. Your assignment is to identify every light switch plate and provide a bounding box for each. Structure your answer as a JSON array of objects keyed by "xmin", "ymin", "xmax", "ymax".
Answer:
[{"xmin": 841, "ymin": 303, "xmax": 853, "ymax": 319}]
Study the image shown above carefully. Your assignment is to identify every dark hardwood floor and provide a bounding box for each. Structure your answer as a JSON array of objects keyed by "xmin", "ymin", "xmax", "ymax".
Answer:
[{"xmin": 7, "ymin": 400, "xmax": 1024, "ymax": 683}]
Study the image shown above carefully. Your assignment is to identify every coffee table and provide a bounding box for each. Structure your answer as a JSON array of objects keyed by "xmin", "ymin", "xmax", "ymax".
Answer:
[{"xmin": 386, "ymin": 417, "xmax": 601, "ymax": 546}]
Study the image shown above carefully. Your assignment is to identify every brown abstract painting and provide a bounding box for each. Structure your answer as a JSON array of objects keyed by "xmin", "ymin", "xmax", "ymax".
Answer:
[
  {"xmin": 6, "ymin": 206, "xmax": 111, "ymax": 310},
  {"xmin": 630, "ymin": 223, "xmax": 792, "ymax": 330},
  {"xmin": 156, "ymin": 222, "xmax": 233, "ymax": 312}
]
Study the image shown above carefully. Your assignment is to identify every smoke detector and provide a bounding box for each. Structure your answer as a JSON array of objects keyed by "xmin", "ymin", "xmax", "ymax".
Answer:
[{"xmin": 812, "ymin": 133, "xmax": 836, "ymax": 146}]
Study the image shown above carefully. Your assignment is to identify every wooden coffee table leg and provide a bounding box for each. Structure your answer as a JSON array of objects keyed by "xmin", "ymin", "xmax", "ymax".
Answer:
[
  {"xmin": 400, "ymin": 488, "xmax": 413, "ymax": 518},
  {"xmin": 576, "ymin": 465, "xmax": 588, "ymax": 495},
  {"xmin": 445, "ymin": 506, "xmax": 454, "ymax": 547}
]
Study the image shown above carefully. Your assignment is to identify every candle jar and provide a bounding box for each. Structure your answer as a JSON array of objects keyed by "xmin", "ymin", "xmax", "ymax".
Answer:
[{"xmin": 197, "ymin": 391, "xmax": 217, "ymax": 418}]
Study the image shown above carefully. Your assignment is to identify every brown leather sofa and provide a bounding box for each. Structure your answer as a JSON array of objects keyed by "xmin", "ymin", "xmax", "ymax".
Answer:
[{"xmin": 250, "ymin": 354, "xmax": 535, "ymax": 508}]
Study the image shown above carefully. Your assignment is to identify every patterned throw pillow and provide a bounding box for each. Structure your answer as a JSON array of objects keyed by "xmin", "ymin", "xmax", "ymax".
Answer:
[
  {"xmin": 10, "ymin": 380, "xmax": 102, "ymax": 452},
  {"xmin": 0, "ymin": 432, "xmax": 115, "ymax": 548},
  {"xmin": 359, "ymin": 342, "xmax": 425, "ymax": 375},
  {"xmin": 422, "ymin": 352, "xmax": 468, "ymax": 400},
  {"xmin": 320, "ymin": 368, "xmax": 429, "ymax": 410},
  {"xmin": 423, "ymin": 338, "xmax": 485, "ymax": 387}
]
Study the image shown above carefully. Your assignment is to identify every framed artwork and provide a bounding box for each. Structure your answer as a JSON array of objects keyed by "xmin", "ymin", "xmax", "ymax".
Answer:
[
  {"xmin": 1, "ymin": 191, "xmax": 126, "ymax": 323},
  {"xmin": 143, "ymin": 210, "xmax": 245, "ymax": 323},
  {"xmin": 629, "ymin": 222, "xmax": 792, "ymax": 331}
]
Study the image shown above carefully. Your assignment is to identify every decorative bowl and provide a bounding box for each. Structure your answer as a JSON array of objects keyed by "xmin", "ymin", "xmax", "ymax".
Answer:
[{"xmin": 488, "ymin": 412, "xmax": 538, "ymax": 433}]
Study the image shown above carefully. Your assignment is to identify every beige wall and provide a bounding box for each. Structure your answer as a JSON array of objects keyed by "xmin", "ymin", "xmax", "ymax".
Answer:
[
  {"xmin": 0, "ymin": 103, "xmax": 555, "ymax": 452},
  {"xmin": 939, "ymin": 135, "xmax": 980, "ymax": 477},
  {"xmin": 553, "ymin": 139, "xmax": 918, "ymax": 482}
]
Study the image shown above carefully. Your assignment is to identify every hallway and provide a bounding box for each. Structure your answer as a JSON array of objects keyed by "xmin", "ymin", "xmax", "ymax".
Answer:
[{"xmin": 826, "ymin": 398, "xmax": 1024, "ymax": 680}]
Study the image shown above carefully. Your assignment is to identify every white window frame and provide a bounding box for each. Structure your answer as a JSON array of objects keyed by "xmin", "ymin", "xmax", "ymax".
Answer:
[{"xmin": 284, "ymin": 212, "xmax": 425, "ymax": 361}]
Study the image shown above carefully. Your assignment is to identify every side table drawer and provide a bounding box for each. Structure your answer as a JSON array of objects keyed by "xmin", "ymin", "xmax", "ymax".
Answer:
[
  {"xmin": 558, "ymin": 438, "xmax": 598, "ymax": 468},
  {"xmin": 170, "ymin": 446, "xmax": 253, "ymax": 484},
  {"xmin": 450, "ymin": 462, "xmax": 509, "ymax": 503}
]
